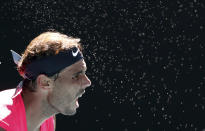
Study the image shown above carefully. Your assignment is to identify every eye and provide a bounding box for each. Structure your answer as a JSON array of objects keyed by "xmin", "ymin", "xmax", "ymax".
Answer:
[
  {"xmin": 72, "ymin": 71, "xmax": 86, "ymax": 80},
  {"xmin": 72, "ymin": 75, "xmax": 79, "ymax": 80}
]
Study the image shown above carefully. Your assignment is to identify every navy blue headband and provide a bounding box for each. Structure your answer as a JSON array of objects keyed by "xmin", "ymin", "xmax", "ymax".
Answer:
[{"xmin": 11, "ymin": 47, "xmax": 83, "ymax": 80}]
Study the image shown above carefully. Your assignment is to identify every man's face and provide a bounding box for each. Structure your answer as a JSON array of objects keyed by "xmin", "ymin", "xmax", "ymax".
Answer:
[{"xmin": 48, "ymin": 59, "xmax": 91, "ymax": 115}]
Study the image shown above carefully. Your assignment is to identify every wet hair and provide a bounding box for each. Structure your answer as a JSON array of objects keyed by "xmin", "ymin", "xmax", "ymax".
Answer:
[{"xmin": 18, "ymin": 31, "xmax": 82, "ymax": 91}]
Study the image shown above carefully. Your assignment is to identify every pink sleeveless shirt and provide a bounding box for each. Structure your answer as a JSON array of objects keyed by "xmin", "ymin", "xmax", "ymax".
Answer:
[{"xmin": 0, "ymin": 82, "xmax": 55, "ymax": 131}]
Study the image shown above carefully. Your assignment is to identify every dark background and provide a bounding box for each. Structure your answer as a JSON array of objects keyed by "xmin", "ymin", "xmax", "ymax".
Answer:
[{"xmin": 0, "ymin": 0, "xmax": 205, "ymax": 131}]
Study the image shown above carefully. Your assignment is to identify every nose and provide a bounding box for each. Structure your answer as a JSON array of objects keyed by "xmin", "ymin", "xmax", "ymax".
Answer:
[{"xmin": 82, "ymin": 75, "xmax": 91, "ymax": 89}]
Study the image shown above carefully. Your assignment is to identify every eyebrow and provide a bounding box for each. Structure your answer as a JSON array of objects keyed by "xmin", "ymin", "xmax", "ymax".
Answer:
[{"xmin": 72, "ymin": 66, "xmax": 87, "ymax": 76}]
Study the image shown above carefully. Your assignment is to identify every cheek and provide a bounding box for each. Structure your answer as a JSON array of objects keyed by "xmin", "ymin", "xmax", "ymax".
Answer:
[
  {"xmin": 49, "ymin": 87, "xmax": 74, "ymax": 107},
  {"xmin": 54, "ymin": 80, "xmax": 77, "ymax": 101},
  {"xmin": 54, "ymin": 76, "xmax": 81, "ymax": 100}
]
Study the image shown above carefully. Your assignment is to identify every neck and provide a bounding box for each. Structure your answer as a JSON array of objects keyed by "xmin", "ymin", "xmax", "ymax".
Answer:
[{"xmin": 21, "ymin": 89, "xmax": 56, "ymax": 131}]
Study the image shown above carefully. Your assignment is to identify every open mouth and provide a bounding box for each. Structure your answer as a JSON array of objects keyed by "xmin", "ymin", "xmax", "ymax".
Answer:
[{"xmin": 75, "ymin": 91, "xmax": 85, "ymax": 107}]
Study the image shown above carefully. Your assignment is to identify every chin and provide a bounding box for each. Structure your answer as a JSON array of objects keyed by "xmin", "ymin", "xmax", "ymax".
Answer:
[
  {"xmin": 68, "ymin": 111, "xmax": 77, "ymax": 116},
  {"xmin": 60, "ymin": 100, "xmax": 79, "ymax": 116},
  {"xmin": 62, "ymin": 108, "xmax": 77, "ymax": 116}
]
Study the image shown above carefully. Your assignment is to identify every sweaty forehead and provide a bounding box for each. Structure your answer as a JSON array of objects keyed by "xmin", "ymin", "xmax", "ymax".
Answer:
[{"xmin": 60, "ymin": 59, "xmax": 87, "ymax": 75}]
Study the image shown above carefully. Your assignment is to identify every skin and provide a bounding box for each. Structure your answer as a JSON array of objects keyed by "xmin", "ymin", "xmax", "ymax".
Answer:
[{"xmin": 21, "ymin": 59, "xmax": 91, "ymax": 131}]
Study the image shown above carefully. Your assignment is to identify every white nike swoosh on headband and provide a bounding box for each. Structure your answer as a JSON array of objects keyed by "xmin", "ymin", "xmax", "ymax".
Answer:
[{"xmin": 72, "ymin": 48, "xmax": 79, "ymax": 57}]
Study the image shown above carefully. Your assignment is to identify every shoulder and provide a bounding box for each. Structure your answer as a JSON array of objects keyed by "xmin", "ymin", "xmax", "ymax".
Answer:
[
  {"xmin": 0, "ymin": 89, "xmax": 16, "ymax": 127},
  {"xmin": 0, "ymin": 89, "xmax": 16, "ymax": 101},
  {"xmin": 0, "ymin": 88, "xmax": 16, "ymax": 112},
  {"xmin": 0, "ymin": 88, "xmax": 27, "ymax": 130},
  {"xmin": 0, "ymin": 88, "xmax": 16, "ymax": 109}
]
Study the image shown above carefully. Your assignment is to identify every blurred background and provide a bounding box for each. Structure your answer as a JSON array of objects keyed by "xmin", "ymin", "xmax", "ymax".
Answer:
[{"xmin": 0, "ymin": 0, "xmax": 205, "ymax": 130}]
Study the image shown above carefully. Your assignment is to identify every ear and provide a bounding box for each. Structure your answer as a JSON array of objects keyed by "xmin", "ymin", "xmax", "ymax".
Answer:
[{"xmin": 36, "ymin": 74, "xmax": 53, "ymax": 89}]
